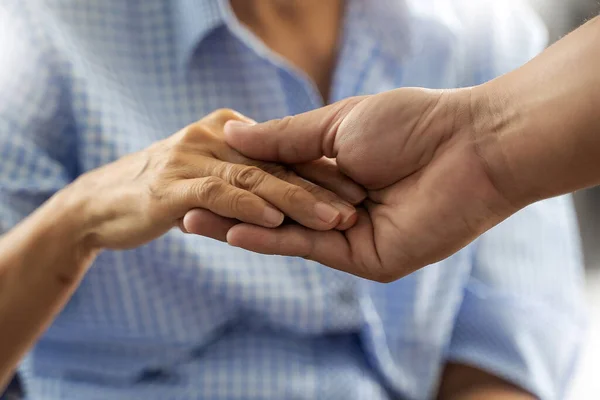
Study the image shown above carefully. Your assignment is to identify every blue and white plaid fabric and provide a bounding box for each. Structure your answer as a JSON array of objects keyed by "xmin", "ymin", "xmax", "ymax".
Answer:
[{"xmin": 0, "ymin": 1, "xmax": 586, "ymax": 399}]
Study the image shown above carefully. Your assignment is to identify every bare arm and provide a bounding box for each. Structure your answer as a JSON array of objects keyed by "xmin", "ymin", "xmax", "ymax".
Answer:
[
  {"xmin": 437, "ymin": 363, "xmax": 534, "ymax": 400},
  {"xmin": 0, "ymin": 191, "xmax": 95, "ymax": 388},
  {"xmin": 473, "ymin": 15, "xmax": 600, "ymax": 207}
]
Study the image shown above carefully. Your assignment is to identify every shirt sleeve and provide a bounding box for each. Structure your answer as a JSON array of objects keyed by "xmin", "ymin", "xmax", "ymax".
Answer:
[
  {"xmin": 0, "ymin": 2, "xmax": 76, "ymax": 234},
  {"xmin": 446, "ymin": 3, "xmax": 586, "ymax": 399},
  {"xmin": 446, "ymin": 197, "xmax": 586, "ymax": 399}
]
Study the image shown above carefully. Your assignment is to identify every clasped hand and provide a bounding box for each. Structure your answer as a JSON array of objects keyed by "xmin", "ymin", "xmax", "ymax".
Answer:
[
  {"xmin": 187, "ymin": 88, "xmax": 520, "ymax": 282},
  {"xmin": 64, "ymin": 109, "xmax": 365, "ymax": 256},
  {"xmin": 69, "ymin": 88, "xmax": 517, "ymax": 283}
]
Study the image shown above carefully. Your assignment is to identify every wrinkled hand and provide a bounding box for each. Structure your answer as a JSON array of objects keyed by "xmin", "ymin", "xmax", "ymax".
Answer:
[
  {"xmin": 65, "ymin": 109, "xmax": 365, "ymax": 251},
  {"xmin": 202, "ymin": 88, "xmax": 517, "ymax": 282}
]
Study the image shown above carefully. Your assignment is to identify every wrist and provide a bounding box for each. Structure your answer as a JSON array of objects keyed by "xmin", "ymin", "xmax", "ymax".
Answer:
[
  {"xmin": 0, "ymin": 188, "xmax": 99, "ymax": 290},
  {"xmin": 466, "ymin": 82, "xmax": 536, "ymax": 210},
  {"xmin": 39, "ymin": 185, "xmax": 101, "ymax": 263}
]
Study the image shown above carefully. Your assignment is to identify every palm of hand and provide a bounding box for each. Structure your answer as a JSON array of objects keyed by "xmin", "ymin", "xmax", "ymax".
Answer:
[
  {"xmin": 353, "ymin": 147, "xmax": 505, "ymax": 281},
  {"xmin": 322, "ymin": 89, "xmax": 512, "ymax": 280},
  {"xmin": 225, "ymin": 88, "xmax": 514, "ymax": 281}
]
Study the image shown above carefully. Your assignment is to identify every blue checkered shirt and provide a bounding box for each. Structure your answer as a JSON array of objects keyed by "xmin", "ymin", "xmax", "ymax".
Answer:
[{"xmin": 0, "ymin": 1, "xmax": 586, "ymax": 399}]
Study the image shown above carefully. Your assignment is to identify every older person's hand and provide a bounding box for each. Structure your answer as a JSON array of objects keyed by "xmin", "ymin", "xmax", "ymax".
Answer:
[
  {"xmin": 214, "ymin": 88, "xmax": 516, "ymax": 282},
  {"xmin": 63, "ymin": 109, "xmax": 364, "ymax": 252},
  {"xmin": 0, "ymin": 108, "xmax": 366, "ymax": 387}
]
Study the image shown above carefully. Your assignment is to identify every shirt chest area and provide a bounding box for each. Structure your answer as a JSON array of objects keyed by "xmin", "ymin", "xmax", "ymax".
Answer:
[{"xmin": 69, "ymin": 32, "xmax": 463, "ymax": 173}]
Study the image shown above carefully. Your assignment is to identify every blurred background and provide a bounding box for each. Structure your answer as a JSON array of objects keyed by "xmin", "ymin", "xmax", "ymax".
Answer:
[
  {"xmin": 527, "ymin": 2, "xmax": 600, "ymax": 399},
  {"xmin": 529, "ymin": 0, "xmax": 598, "ymax": 42}
]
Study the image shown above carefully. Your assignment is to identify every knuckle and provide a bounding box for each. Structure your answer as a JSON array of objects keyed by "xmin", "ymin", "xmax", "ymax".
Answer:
[
  {"xmin": 233, "ymin": 166, "xmax": 266, "ymax": 189},
  {"xmin": 177, "ymin": 124, "xmax": 212, "ymax": 144},
  {"xmin": 214, "ymin": 108, "xmax": 239, "ymax": 119},
  {"xmin": 254, "ymin": 164, "xmax": 317, "ymax": 196},
  {"xmin": 225, "ymin": 188, "xmax": 247, "ymax": 213},
  {"xmin": 206, "ymin": 108, "xmax": 242, "ymax": 125},
  {"xmin": 195, "ymin": 176, "xmax": 224, "ymax": 201},
  {"xmin": 281, "ymin": 184, "xmax": 303, "ymax": 203},
  {"xmin": 269, "ymin": 115, "xmax": 293, "ymax": 132}
]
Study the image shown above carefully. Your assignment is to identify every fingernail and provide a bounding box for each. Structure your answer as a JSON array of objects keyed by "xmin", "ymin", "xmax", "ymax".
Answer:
[
  {"xmin": 332, "ymin": 201, "xmax": 356, "ymax": 218},
  {"xmin": 263, "ymin": 206, "xmax": 284, "ymax": 227},
  {"xmin": 344, "ymin": 187, "xmax": 367, "ymax": 205},
  {"xmin": 224, "ymin": 120, "xmax": 255, "ymax": 132},
  {"xmin": 315, "ymin": 202, "xmax": 340, "ymax": 224}
]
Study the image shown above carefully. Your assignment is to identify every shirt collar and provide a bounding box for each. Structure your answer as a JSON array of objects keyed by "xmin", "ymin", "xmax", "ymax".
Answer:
[
  {"xmin": 173, "ymin": 0, "xmax": 227, "ymax": 69},
  {"xmin": 172, "ymin": 0, "xmax": 414, "ymax": 70}
]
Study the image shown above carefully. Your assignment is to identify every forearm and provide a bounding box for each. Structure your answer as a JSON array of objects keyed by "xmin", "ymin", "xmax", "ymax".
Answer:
[
  {"xmin": 440, "ymin": 390, "xmax": 532, "ymax": 400},
  {"xmin": 471, "ymin": 16, "xmax": 600, "ymax": 207},
  {"xmin": 0, "ymin": 190, "xmax": 96, "ymax": 389},
  {"xmin": 437, "ymin": 363, "xmax": 535, "ymax": 400}
]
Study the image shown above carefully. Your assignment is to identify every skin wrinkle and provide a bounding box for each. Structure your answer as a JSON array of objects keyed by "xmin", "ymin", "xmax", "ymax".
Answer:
[
  {"xmin": 360, "ymin": 203, "xmax": 387, "ymax": 279},
  {"xmin": 323, "ymin": 97, "xmax": 367, "ymax": 159},
  {"xmin": 468, "ymin": 89, "xmax": 523, "ymax": 214},
  {"xmin": 407, "ymin": 91, "xmax": 446, "ymax": 173},
  {"xmin": 334, "ymin": 99, "xmax": 388, "ymax": 189},
  {"xmin": 369, "ymin": 188, "xmax": 419, "ymax": 275},
  {"xmin": 273, "ymin": 116, "xmax": 297, "ymax": 160}
]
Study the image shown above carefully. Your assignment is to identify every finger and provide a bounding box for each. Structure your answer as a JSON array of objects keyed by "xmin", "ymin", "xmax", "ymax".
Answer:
[
  {"xmin": 226, "ymin": 223, "xmax": 353, "ymax": 271},
  {"xmin": 223, "ymin": 153, "xmax": 362, "ymax": 229},
  {"xmin": 279, "ymin": 172, "xmax": 358, "ymax": 231},
  {"xmin": 223, "ymin": 96, "xmax": 367, "ymax": 164},
  {"xmin": 215, "ymin": 162, "xmax": 343, "ymax": 231},
  {"xmin": 225, "ymin": 210, "xmax": 379, "ymax": 279},
  {"xmin": 173, "ymin": 176, "xmax": 285, "ymax": 228},
  {"xmin": 181, "ymin": 208, "xmax": 237, "ymax": 241},
  {"xmin": 292, "ymin": 157, "xmax": 367, "ymax": 205}
]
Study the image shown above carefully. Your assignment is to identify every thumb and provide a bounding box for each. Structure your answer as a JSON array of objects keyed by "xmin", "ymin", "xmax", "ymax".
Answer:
[{"xmin": 223, "ymin": 96, "xmax": 367, "ymax": 164}]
